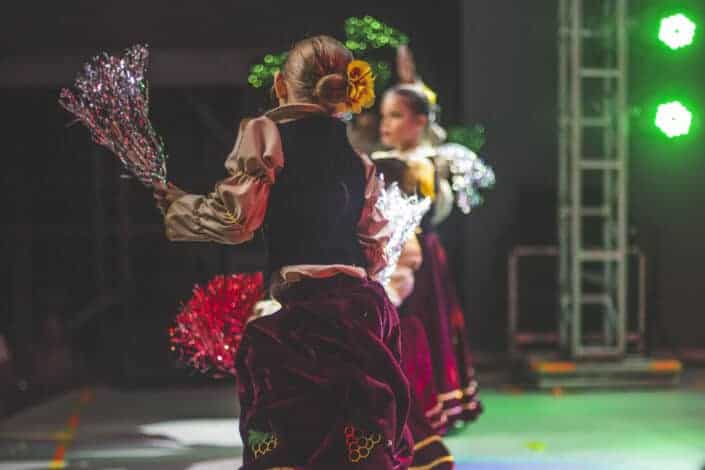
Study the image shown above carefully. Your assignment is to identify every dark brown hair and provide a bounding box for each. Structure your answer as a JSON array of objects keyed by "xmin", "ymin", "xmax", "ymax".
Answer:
[
  {"xmin": 385, "ymin": 84, "xmax": 431, "ymax": 117},
  {"xmin": 281, "ymin": 35, "xmax": 353, "ymax": 112}
]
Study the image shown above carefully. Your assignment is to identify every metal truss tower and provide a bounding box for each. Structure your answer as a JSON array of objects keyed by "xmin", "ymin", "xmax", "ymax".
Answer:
[{"xmin": 558, "ymin": 0, "xmax": 629, "ymax": 358}]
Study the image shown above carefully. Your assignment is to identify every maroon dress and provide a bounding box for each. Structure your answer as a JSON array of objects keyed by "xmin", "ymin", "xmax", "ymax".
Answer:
[
  {"xmin": 236, "ymin": 276, "xmax": 413, "ymax": 469},
  {"xmin": 164, "ymin": 106, "xmax": 415, "ymax": 469},
  {"xmin": 399, "ymin": 315, "xmax": 454, "ymax": 469},
  {"xmin": 373, "ymin": 148, "xmax": 482, "ymax": 436},
  {"xmin": 403, "ymin": 232, "xmax": 482, "ymax": 434}
]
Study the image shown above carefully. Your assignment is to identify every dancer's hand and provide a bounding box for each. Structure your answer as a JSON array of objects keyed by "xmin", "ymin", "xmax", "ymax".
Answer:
[
  {"xmin": 154, "ymin": 181, "xmax": 186, "ymax": 214},
  {"xmin": 389, "ymin": 266, "xmax": 415, "ymax": 304},
  {"xmin": 398, "ymin": 236, "xmax": 422, "ymax": 271},
  {"xmin": 396, "ymin": 45, "xmax": 417, "ymax": 84}
]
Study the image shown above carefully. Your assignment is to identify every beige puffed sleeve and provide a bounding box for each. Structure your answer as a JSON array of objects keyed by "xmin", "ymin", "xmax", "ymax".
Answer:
[{"xmin": 164, "ymin": 116, "xmax": 284, "ymax": 244}]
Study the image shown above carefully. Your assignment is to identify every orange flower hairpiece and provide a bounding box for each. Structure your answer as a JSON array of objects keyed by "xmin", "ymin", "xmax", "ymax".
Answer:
[{"xmin": 346, "ymin": 60, "xmax": 376, "ymax": 114}]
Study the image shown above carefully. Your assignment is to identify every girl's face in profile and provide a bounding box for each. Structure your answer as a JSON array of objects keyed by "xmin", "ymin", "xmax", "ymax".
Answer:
[{"xmin": 379, "ymin": 93, "xmax": 428, "ymax": 151}]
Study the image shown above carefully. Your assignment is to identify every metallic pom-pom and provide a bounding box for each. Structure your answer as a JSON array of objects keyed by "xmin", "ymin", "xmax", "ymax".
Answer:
[
  {"xmin": 375, "ymin": 178, "xmax": 431, "ymax": 286},
  {"xmin": 169, "ymin": 273, "xmax": 264, "ymax": 377}
]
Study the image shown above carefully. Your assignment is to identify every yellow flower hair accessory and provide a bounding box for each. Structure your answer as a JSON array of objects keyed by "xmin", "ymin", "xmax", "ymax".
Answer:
[
  {"xmin": 346, "ymin": 60, "xmax": 376, "ymax": 114},
  {"xmin": 420, "ymin": 82, "xmax": 437, "ymax": 107}
]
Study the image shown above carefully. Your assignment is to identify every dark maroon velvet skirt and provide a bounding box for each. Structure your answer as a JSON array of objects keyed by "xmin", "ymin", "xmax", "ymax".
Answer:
[
  {"xmin": 235, "ymin": 275, "xmax": 413, "ymax": 469},
  {"xmin": 401, "ymin": 232, "xmax": 483, "ymax": 434},
  {"xmin": 400, "ymin": 316, "xmax": 454, "ymax": 469}
]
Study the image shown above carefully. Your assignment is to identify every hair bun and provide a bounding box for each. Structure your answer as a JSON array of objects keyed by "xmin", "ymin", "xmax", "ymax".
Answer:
[{"xmin": 313, "ymin": 73, "xmax": 347, "ymax": 108}]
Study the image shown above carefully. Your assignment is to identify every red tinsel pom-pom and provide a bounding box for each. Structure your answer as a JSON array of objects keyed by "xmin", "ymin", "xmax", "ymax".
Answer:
[{"xmin": 169, "ymin": 272, "xmax": 264, "ymax": 377}]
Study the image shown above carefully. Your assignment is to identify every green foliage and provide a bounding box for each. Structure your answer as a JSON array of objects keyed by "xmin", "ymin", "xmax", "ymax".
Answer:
[
  {"xmin": 247, "ymin": 52, "xmax": 288, "ymax": 89},
  {"xmin": 344, "ymin": 15, "xmax": 409, "ymax": 53},
  {"xmin": 447, "ymin": 124, "xmax": 487, "ymax": 152}
]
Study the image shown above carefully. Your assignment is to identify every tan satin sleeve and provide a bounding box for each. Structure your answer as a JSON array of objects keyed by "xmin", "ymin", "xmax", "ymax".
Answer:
[
  {"xmin": 430, "ymin": 178, "xmax": 454, "ymax": 226},
  {"xmin": 164, "ymin": 116, "xmax": 284, "ymax": 244},
  {"xmin": 356, "ymin": 153, "xmax": 393, "ymax": 278}
]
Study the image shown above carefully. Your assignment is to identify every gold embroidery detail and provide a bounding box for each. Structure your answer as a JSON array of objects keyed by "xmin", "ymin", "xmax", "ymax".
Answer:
[
  {"xmin": 222, "ymin": 207, "xmax": 239, "ymax": 225},
  {"xmin": 409, "ymin": 455, "xmax": 455, "ymax": 470},
  {"xmin": 344, "ymin": 425, "xmax": 383, "ymax": 463},
  {"xmin": 436, "ymin": 388, "xmax": 464, "ymax": 402},
  {"xmin": 248, "ymin": 430, "xmax": 279, "ymax": 459},
  {"xmin": 413, "ymin": 434, "xmax": 443, "ymax": 452}
]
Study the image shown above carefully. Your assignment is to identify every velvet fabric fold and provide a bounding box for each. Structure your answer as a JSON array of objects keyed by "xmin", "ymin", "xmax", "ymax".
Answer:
[{"xmin": 235, "ymin": 275, "xmax": 413, "ymax": 469}]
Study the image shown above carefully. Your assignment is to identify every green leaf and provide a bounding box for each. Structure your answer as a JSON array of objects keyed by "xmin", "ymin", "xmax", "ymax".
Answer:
[{"xmin": 247, "ymin": 429, "xmax": 271, "ymax": 446}]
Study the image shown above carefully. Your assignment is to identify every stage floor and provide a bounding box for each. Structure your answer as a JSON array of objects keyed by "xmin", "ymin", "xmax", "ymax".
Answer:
[{"xmin": 1, "ymin": 382, "xmax": 703, "ymax": 469}]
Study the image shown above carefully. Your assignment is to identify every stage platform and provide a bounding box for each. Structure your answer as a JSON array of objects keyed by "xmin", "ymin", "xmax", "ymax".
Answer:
[
  {"xmin": 515, "ymin": 355, "xmax": 683, "ymax": 389},
  {"xmin": 1, "ymin": 376, "xmax": 703, "ymax": 469}
]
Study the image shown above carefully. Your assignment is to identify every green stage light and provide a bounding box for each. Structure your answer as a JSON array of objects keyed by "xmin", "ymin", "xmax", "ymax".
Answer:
[
  {"xmin": 655, "ymin": 101, "xmax": 692, "ymax": 138},
  {"xmin": 658, "ymin": 13, "xmax": 696, "ymax": 50}
]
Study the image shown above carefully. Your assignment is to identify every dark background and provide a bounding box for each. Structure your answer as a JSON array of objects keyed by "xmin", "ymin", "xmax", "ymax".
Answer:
[{"xmin": 1, "ymin": 0, "xmax": 703, "ymax": 393}]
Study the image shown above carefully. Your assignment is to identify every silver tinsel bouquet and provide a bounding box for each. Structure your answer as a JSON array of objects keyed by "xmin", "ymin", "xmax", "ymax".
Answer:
[{"xmin": 59, "ymin": 44, "xmax": 167, "ymax": 187}]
